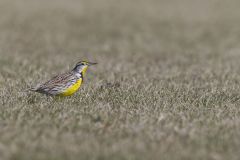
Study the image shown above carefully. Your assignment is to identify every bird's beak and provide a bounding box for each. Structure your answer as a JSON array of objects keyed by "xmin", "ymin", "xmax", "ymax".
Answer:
[{"xmin": 88, "ymin": 62, "xmax": 97, "ymax": 66}]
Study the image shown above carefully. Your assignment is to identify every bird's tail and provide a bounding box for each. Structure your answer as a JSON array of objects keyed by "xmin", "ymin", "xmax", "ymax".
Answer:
[
  {"xmin": 29, "ymin": 87, "xmax": 37, "ymax": 91},
  {"xmin": 25, "ymin": 84, "xmax": 41, "ymax": 92},
  {"xmin": 21, "ymin": 87, "xmax": 36, "ymax": 93}
]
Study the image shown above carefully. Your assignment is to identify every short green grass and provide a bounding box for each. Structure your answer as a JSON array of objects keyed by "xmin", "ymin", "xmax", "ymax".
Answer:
[{"xmin": 1, "ymin": 0, "xmax": 240, "ymax": 159}]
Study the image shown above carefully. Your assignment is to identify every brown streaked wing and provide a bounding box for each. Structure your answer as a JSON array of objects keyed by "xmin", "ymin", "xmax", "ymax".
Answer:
[
  {"xmin": 42, "ymin": 72, "xmax": 73, "ymax": 85},
  {"xmin": 36, "ymin": 71, "xmax": 76, "ymax": 93}
]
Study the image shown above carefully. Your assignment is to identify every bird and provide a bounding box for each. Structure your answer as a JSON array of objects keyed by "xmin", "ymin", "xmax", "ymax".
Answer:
[{"xmin": 29, "ymin": 61, "xmax": 97, "ymax": 96}]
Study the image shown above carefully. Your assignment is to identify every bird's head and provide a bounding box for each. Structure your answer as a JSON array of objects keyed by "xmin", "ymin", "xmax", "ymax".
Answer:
[{"xmin": 72, "ymin": 61, "xmax": 97, "ymax": 77}]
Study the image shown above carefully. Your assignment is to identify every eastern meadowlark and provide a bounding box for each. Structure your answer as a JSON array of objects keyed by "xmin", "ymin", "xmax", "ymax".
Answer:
[{"xmin": 30, "ymin": 61, "xmax": 97, "ymax": 96}]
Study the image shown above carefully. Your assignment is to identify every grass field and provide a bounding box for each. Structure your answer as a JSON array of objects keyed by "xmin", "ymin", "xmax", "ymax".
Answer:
[{"xmin": 1, "ymin": 0, "xmax": 240, "ymax": 159}]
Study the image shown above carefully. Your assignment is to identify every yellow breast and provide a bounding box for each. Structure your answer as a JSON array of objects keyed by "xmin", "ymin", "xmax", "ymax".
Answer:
[{"xmin": 59, "ymin": 78, "xmax": 83, "ymax": 96}]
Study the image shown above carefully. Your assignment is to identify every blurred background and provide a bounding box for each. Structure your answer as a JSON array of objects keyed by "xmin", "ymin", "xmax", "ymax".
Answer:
[
  {"xmin": 1, "ymin": 0, "xmax": 240, "ymax": 160},
  {"xmin": 1, "ymin": 0, "xmax": 240, "ymax": 67}
]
